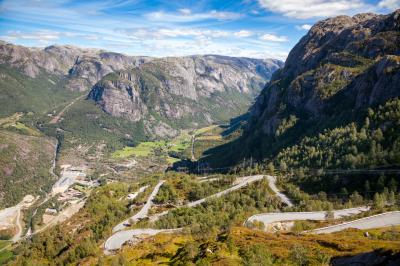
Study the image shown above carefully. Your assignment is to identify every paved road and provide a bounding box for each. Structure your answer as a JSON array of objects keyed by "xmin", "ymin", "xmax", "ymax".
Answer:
[
  {"xmin": 113, "ymin": 180, "xmax": 165, "ymax": 232},
  {"xmin": 308, "ymin": 211, "xmax": 400, "ymax": 234},
  {"xmin": 105, "ymin": 175, "xmax": 290, "ymax": 253},
  {"xmin": 265, "ymin": 175, "xmax": 293, "ymax": 207},
  {"xmin": 127, "ymin": 185, "xmax": 149, "ymax": 203},
  {"xmin": 49, "ymin": 95, "xmax": 85, "ymax": 124},
  {"xmin": 104, "ymin": 228, "xmax": 179, "ymax": 254},
  {"xmin": 245, "ymin": 206, "xmax": 371, "ymax": 227},
  {"xmin": 187, "ymin": 175, "xmax": 264, "ymax": 207},
  {"xmin": 149, "ymin": 175, "xmax": 267, "ymax": 222}
]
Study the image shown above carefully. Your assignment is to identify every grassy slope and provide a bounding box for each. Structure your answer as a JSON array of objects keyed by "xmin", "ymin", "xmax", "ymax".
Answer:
[
  {"xmin": 0, "ymin": 65, "xmax": 80, "ymax": 118},
  {"xmin": 113, "ymin": 226, "xmax": 400, "ymax": 265},
  {"xmin": 0, "ymin": 128, "xmax": 56, "ymax": 208},
  {"xmin": 39, "ymin": 99, "xmax": 147, "ymax": 153}
]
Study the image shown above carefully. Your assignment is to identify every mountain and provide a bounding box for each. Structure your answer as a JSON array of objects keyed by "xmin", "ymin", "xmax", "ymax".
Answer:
[
  {"xmin": 0, "ymin": 41, "xmax": 282, "ymax": 140},
  {"xmin": 0, "ymin": 41, "xmax": 150, "ymax": 92},
  {"xmin": 88, "ymin": 55, "xmax": 282, "ymax": 137},
  {"xmin": 206, "ymin": 10, "xmax": 400, "ymax": 165},
  {"xmin": 0, "ymin": 42, "xmax": 151, "ymax": 118}
]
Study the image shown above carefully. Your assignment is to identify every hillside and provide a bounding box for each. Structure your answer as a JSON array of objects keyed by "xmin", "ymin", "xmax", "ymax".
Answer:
[
  {"xmin": 2, "ymin": 6, "xmax": 400, "ymax": 266},
  {"xmin": 0, "ymin": 42, "xmax": 281, "ymax": 142},
  {"xmin": 0, "ymin": 115, "xmax": 57, "ymax": 208},
  {"xmin": 0, "ymin": 41, "xmax": 150, "ymax": 92},
  {"xmin": 88, "ymin": 55, "xmax": 282, "ymax": 136},
  {"xmin": 203, "ymin": 10, "xmax": 400, "ymax": 167}
]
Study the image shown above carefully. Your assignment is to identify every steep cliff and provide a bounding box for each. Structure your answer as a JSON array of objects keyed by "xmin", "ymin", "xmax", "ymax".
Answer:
[
  {"xmin": 0, "ymin": 41, "xmax": 150, "ymax": 92},
  {"xmin": 251, "ymin": 10, "xmax": 399, "ymax": 136},
  {"xmin": 203, "ymin": 10, "xmax": 400, "ymax": 165},
  {"xmin": 88, "ymin": 55, "xmax": 282, "ymax": 136}
]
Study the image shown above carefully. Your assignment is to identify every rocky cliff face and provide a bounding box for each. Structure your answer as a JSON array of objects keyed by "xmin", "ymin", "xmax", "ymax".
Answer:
[
  {"xmin": 0, "ymin": 41, "xmax": 282, "ymax": 137},
  {"xmin": 250, "ymin": 10, "xmax": 400, "ymax": 137},
  {"xmin": 0, "ymin": 41, "xmax": 150, "ymax": 91},
  {"xmin": 87, "ymin": 55, "xmax": 282, "ymax": 136}
]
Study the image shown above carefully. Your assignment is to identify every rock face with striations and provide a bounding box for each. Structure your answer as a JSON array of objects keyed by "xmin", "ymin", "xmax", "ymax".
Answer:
[
  {"xmin": 0, "ymin": 41, "xmax": 151, "ymax": 91},
  {"xmin": 87, "ymin": 55, "xmax": 283, "ymax": 136},
  {"xmin": 0, "ymin": 41, "xmax": 282, "ymax": 137},
  {"xmin": 249, "ymin": 9, "xmax": 400, "ymax": 137}
]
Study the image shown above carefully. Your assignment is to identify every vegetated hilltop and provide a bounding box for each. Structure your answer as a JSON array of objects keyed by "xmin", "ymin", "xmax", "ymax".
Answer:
[
  {"xmin": 205, "ymin": 9, "xmax": 400, "ymax": 165},
  {"xmin": 0, "ymin": 119, "xmax": 56, "ymax": 208},
  {"xmin": 88, "ymin": 55, "xmax": 282, "ymax": 137}
]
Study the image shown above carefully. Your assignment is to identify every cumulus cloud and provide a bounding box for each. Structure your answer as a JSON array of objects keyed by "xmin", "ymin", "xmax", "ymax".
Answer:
[
  {"xmin": 378, "ymin": 0, "xmax": 400, "ymax": 10},
  {"xmin": 296, "ymin": 24, "xmax": 312, "ymax": 30},
  {"xmin": 259, "ymin": 33, "xmax": 288, "ymax": 42},
  {"xmin": 258, "ymin": 0, "xmax": 368, "ymax": 19},
  {"xmin": 234, "ymin": 30, "xmax": 254, "ymax": 38}
]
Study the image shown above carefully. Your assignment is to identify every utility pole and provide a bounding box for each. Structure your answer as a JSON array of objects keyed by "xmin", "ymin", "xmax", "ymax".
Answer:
[
  {"xmin": 250, "ymin": 156, "xmax": 253, "ymax": 175},
  {"xmin": 243, "ymin": 158, "xmax": 246, "ymax": 177}
]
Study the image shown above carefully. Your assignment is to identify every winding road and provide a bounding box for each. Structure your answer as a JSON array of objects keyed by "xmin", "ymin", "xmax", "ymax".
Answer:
[
  {"xmin": 103, "ymin": 174, "xmax": 397, "ymax": 254},
  {"xmin": 265, "ymin": 175, "xmax": 293, "ymax": 207},
  {"xmin": 104, "ymin": 228, "xmax": 180, "ymax": 254},
  {"xmin": 245, "ymin": 206, "xmax": 371, "ymax": 227},
  {"xmin": 113, "ymin": 180, "xmax": 165, "ymax": 232},
  {"xmin": 105, "ymin": 175, "xmax": 270, "ymax": 252},
  {"xmin": 187, "ymin": 175, "xmax": 265, "ymax": 207},
  {"xmin": 308, "ymin": 211, "xmax": 400, "ymax": 234}
]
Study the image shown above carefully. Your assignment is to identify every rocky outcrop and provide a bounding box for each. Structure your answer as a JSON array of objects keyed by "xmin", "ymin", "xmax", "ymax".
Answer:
[
  {"xmin": 0, "ymin": 41, "xmax": 282, "ymax": 136},
  {"xmin": 0, "ymin": 41, "xmax": 151, "ymax": 91},
  {"xmin": 250, "ymin": 9, "xmax": 400, "ymax": 136},
  {"xmin": 87, "ymin": 55, "xmax": 282, "ymax": 136}
]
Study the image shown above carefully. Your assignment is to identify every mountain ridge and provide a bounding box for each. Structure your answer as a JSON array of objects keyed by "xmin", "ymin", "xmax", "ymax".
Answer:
[
  {"xmin": 199, "ymin": 9, "xmax": 400, "ymax": 167},
  {"xmin": 87, "ymin": 54, "xmax": 282, "ymax": 136}
]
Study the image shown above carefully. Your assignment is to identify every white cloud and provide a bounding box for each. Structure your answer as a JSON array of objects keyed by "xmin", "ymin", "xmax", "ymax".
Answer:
[
  {"xmin": 178, "ymin": 8, "xmax": 192, "ymax": 15},
  {"xmin": 296, "ymin": 24, "xmax": 312, "ymax": 30},
  {"xmin": 258, "ymin": 0, "xmax": 369, "ymax": 19},
  {"xmin": 138, "ymin": 37, "xmax": 289, "ymax": 60},
  {"xmin": 234, "ymin": 30, "xmax": 254, "ymax": 38},
  {"xmin": 1, "ymin": 30, "xmax": 60, "ymax": 45},
  {"xmin": 123, "ymin": 28, "xmax": 242, "ymax": 39},
  {"xmin": 145, "ymin": 10, "xmax": 242, "ymax": 22},
  {"xmin": 1, "ymin": 30, "xmax": 102, "ymax": 45},
  {"xmin": 259, "ymin": 33, "xmax": 288, "ymax": 42},
  {"xmin": 378, "ymin": 0, "xmax": 400, "ymax": 10}
]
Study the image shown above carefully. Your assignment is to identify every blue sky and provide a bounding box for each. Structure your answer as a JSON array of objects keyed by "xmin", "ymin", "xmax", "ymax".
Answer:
[{"xmin": 0, "ymin": 0, "xmax": 399, "ymax": 60}]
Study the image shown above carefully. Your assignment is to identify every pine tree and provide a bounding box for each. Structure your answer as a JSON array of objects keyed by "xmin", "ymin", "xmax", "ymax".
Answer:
[{"xmin": 373, "ymin": 193, "xmax": 384, "ymax": 209}]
